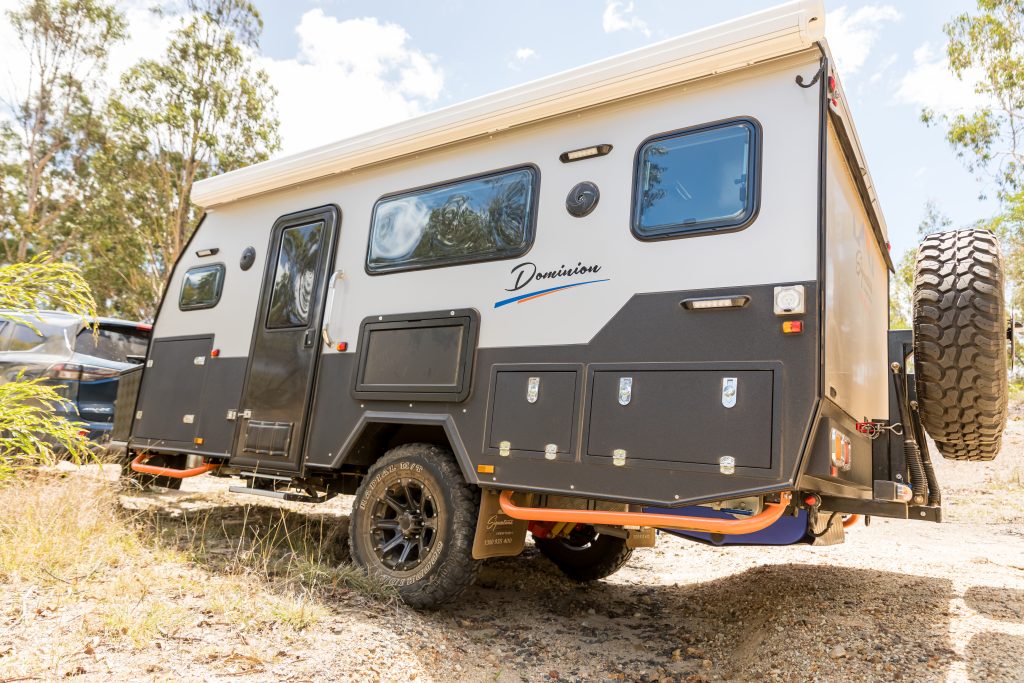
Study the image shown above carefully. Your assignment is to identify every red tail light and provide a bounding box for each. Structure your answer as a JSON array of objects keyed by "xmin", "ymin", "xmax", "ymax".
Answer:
[{"xmin": 43, "ymin": 363, "xmax": 119, "ymax": 382}]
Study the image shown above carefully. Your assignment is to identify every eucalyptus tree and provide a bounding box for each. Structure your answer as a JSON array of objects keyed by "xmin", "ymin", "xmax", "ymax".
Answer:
[
  {"xmin": 98, "ymin": 0, "xmax": 280, "ymax": 315},
  {"xmin": 0, "ymin": 0, "xmax": 126, "ymax": 264}
]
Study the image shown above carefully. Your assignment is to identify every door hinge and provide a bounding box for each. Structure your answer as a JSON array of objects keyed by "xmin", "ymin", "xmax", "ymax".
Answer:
[{"xmin": 226, "ymin": 409, "xmax": 238, "ymax": 421}]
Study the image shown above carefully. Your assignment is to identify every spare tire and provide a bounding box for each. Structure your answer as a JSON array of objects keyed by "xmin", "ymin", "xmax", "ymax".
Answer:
[{"xmin": 912, "ymin": 228, "xmax": 1007, "ymax": 461}]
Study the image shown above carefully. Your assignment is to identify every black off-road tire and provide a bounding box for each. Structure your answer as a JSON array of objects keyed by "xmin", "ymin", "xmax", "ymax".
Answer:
[
  {"xmin": 534, "ymin": 526, "xmax": 633, "ymax": 582},
  {"xmin": 349, "ymin": 443, "xmax": 480, "ymax": 609},
  {"xmin": 122, "ymin": 453, "xmax": 183, "ymax": 490},
  {"xmin": 913, "ymin": 228, "xmax": 1007, "ymax": 461}
]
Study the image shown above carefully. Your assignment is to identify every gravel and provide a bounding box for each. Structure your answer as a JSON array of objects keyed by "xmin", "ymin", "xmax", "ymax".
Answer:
[{"xmin": 2, "ymin": 418, "xmax": 1023, "ymax": 682}]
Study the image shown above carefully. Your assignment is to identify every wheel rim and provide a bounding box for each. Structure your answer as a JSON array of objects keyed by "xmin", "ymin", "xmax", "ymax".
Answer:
[{"xmin": 367, "ymin": 477, "xmax": 439, "ymax": 572}]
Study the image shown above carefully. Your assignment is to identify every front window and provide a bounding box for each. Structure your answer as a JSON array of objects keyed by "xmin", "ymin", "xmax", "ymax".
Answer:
[
  {"xmin": 633, "ymin": 119, "xmax": 759, "ymax": 239},
  {"xmin": 367, "ymin": 167, "xmax": 537, "ymax": 273}
]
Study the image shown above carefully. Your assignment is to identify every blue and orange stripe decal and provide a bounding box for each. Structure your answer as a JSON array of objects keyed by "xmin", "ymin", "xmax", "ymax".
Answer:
[{"xmin": 493, "ymin": 279, "xmax": 609, "ymax": 308}]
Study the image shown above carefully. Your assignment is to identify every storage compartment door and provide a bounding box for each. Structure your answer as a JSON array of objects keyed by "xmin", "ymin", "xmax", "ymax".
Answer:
[
  {"xmin": 132, "ymin": 336, "xmax": 213, "ymax": 443},
  {"xmin": 586, "ymin": 369, "xmax": 774, "ymax": 469},
  {"xmin": 487, "ymin": 369, "xmax": 580, "ymax": 459}
]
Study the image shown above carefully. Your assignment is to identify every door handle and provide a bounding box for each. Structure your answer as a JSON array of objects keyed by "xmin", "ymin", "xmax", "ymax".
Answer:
[{"xmin": 303, "ymin": 328, "xmax": 316, "ymax": 347}]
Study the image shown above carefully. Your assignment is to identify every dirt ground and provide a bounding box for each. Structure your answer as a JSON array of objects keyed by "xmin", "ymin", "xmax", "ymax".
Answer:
[{"xmin": 2, "ymin": 418, "xmax": 1024, "ymax": 682}]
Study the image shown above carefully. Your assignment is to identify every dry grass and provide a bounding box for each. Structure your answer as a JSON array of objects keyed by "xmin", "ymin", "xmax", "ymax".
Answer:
[{"xmin": 0, "ymin": 469, "xmax": 393, "ymax": 672}]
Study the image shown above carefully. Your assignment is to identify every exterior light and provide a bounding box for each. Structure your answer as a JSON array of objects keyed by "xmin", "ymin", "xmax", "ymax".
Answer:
[
  {"xmin": 782, "ymin": 321, "xmax": 803, "ymax": 334},
  {"xmin": 682, "ymin": 295, "xmax": 750, "ymax": 310},
  {"xmin": 559, "ymin": 144, "xmax": 612, "ymax": 163}
]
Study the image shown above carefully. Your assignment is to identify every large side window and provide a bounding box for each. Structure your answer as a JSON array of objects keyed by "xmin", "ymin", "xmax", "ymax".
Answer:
[
  {"xmin": 367, "ymin": 166, "xmax": 537, "ymax": 273},
  {"xmin": 179, "ymin": 264, "xmax": 226, "ymax": 311},
  {"xmin": 267, "ymin": 221, "xmax": 325, "ymax": 328},
  {"xmin": 633, "ymin": 119, "xmax": 759, "ymax": 239}
]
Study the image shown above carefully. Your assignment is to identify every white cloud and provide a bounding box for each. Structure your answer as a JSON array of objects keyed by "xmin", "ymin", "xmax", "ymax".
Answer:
[
  {"xmin": 262, "ymin": 10, "xmax": 444, "ymax": 154},
  {"xmin": 0, "ymin": 5, "xmax": 442, "ymax": 156},
  {"xmin": 509, "ymin": 47, "xmax": 537, "ymax": 70},
  {"xmin": 826, "ymin": 5, "xmax": 901, "ymax": 75},
  {"xmin": 602, "ymin": 1, "xmax": 650, "ymax": 38},
  {"xmin": 895, "ymin": 42, "xmax": 987, "ymax": 115},
  {"xmin": 514, "ymin": 47, "xmax": 536, "ymax": 62}
]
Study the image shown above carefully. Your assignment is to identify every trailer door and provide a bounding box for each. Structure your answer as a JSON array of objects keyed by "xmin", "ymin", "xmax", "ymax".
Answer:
[{"xmin": 231, "ymin": 206, "xmax": 338, "ymax": 472}]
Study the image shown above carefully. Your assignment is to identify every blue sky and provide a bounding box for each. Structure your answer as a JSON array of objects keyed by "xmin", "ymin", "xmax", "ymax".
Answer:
[{"xmin": 244, "ymin": 0, "xmax": 994, "ymax": 262}]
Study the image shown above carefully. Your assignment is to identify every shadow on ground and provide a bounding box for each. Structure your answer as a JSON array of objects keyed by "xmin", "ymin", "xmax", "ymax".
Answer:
[{"xmin": 134, "ymin": 493, "xmax": 975, "ymax": 682}]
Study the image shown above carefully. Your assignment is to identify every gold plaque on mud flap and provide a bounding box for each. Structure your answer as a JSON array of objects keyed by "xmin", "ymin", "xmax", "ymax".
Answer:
[{"xmin": 472, "ymin": 489, "xmax": 527, "ymax": 560}]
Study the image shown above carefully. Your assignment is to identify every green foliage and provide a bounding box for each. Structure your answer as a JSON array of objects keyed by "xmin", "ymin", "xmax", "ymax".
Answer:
[
  {"xmin": 928, "ymin": 0, "xmax": 1024, "ymax": 197},
  {"xmin": 90, "ymin": 0, "xmax": 280, "ymax": 317},
  {"xmin": 0, "ymin": 377, "xmax": 92, "ymax": 477},
  {"xmin": 0, "ymin": 253, "xmax": 97, "ymax": 319},
  {"xmin": 0, "ymin": 0, "xmax": 279, "ymax": 320},
  {"xmin": 0, "ymin": 256, "xmax": 98, "ymax": 479},
  {"xmin": 916, "ymin": 1, "xmax": 1024, "ymax": 340},
  {"xmin": 0, "ymin": 0, "xmax": 126, "ymax": 264}
]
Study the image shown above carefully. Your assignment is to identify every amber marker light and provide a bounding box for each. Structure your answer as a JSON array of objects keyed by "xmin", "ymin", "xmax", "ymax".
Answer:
[
  {"xmin": 336, "ymin": 342, "xmax": 348, "ymax": 352},
  {"xmin": 782, "ymin": 321, "xmax": 803, "ymax": 334},
  {"xmin": 477, "ymin": 464, "xmax": 495, "ymax": 474}
]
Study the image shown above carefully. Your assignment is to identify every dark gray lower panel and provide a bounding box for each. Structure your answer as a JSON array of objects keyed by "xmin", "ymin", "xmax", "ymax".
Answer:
[
  {"xmin": 304, "ymin": 282, "xmax": 821, "ymax": 507},
  {"xmin": 130, "ymin": 354, "xmax": 246, "ymax": 457},
  {"xmin": 133, "ymin": 336, "xmax": 212, "ymax": 442}
]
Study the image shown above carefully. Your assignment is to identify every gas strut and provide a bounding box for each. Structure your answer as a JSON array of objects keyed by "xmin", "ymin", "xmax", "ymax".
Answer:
[{"xmin": 891, "ymin": 363, "xmax": 927, "ymax": 506}]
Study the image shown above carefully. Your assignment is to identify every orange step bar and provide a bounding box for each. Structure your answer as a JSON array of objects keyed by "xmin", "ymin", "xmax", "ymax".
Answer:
[
  {"xmin": 498, "ymin": 490, "xmax": 793, "ymax": 535},
  {"xmin": 842, "ymin": 514, "xmax": 860, "ymax": 529},
  {"xmin": 130, "ymin": 452, "xmax": 219, "ymax": 478}
]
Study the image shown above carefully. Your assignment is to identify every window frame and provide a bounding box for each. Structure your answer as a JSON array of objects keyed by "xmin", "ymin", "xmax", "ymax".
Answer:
[
  {"xmin": 364, "ymin": 164, "xmax": 540, "ymax": 275},
  {"xmin": 630, "ymin": 117, "xmax": 762, "ymax": 242},
  {"xmin": 178, "ymin": 263, "xmax": 226, "ymax": 311}
]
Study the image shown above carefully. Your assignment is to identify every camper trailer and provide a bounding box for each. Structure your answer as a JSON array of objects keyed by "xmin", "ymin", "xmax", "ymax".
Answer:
[{"xmin": 113, "ymin": 0, "xmax": 1009, "ymax": 608}]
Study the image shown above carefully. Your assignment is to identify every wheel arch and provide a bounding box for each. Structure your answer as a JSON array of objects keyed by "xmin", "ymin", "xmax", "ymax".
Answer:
[{"xmin": 316, "ymin": 411, "xmax": 479, "ymax": 485}]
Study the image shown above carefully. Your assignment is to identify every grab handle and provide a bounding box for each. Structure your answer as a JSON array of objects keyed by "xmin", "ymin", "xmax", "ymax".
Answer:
[{"xmin": 321, "ymin": 270, "xmax": 344, "ymax": 348}]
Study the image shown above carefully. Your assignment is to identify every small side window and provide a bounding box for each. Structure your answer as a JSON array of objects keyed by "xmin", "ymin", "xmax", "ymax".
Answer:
[
  {"xmin": 179, "ymin": 264, "xmax": 225, "ymax": 311},
  {"xmin": 633, "ymin": 119, "xmax": 760, "ymax": 239},
  {"xmin": 367, "ymin": 166, "xmax": 537, "ymax": 274}
]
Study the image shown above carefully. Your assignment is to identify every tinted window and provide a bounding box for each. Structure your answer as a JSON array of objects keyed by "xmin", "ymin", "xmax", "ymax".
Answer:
[
  {"xmin": 179, "ymin": 264, "xmax": 225, "ymax": 310},
  {"xmin": 75, "ymin": 326, "xmax": 149, "ymax": 363},
  {"xmin": 634, "ymin": 120, "xmax": 758, "ymax": 238},
  {"xmin": 8, "ymin": 323, "xmax": 47, "ymax": 351},
  {"xmin": 367, "ymin": 167, "xmax": 537, "ymax": 273},
  {"xmin": 267, "ymin": 221, "xmax": 324, "ymax": 328}
]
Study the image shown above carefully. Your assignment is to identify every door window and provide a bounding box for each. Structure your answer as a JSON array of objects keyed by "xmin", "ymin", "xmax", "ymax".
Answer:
[{"xmin": 266, "ymin": 221, "xmax": 325, "ymax": 328}]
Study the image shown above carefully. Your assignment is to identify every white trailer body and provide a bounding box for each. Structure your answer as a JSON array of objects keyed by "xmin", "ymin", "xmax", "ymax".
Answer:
[{"xmin": 114, "ymin": 0, "xmax": 1001, "ymax": 606}]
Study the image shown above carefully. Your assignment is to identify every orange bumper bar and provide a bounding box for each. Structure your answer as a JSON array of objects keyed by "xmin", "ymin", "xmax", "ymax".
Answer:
[
  {"xmin": 498, "ymin": 490, "xmax": 793, "ymax": 535},
  {"xmin": 130, "ymin": 452, "xmax": 219, "ymax": 478}
]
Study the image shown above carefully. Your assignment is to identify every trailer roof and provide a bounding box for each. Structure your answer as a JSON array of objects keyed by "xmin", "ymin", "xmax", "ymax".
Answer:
[{"xmin": 191, "ymin": 0, "xmax": 890, "ymax": 260}]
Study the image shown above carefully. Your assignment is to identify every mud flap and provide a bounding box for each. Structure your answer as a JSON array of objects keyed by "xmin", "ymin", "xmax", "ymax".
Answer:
[
  {"xmin": 472, "ymin": 489, "xmax": 528, "ymax": 559},
  {"xmin": 809, "ymin": 510, "xmax": 846, "ymax": 546}
]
